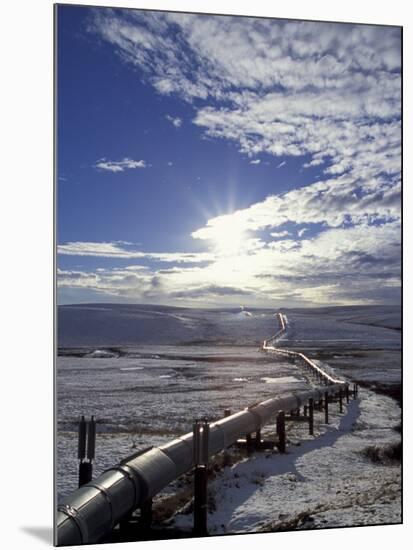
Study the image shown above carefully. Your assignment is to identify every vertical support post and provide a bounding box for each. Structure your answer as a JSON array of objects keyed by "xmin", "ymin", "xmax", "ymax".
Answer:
[
  {"xmin": 87, "ymin": 416, "xmax": 96, "ymax": 461},
  {"xmin": 223, "ymin": 409, "xmax": 231, "ymax": 466},
  {"xmin": 303, "ymin": 405, "xmax": 308, "ymax": 417},
  {"xmin": 78, "ymin": 415, "xmax": 87, "ymax": 488},
  {"xmin": 339, "ymin": 388, "xmax": 343, "ymax": 413},
  {"xmin": 79, "ymin": 459, "xmax": 92, "ymax": 488},
  {"xmin": 86, "ymin": 415, "xmax": 95, "ymax": 483},
  {"xmin": 194, "ymin": 467, "xmax": 208, "ymax": 536},
  {"xmin": 78, "ymin": 415, "xmax": 86, "ymax": 461},
  {"xmin": 255, "ymin": 428, "xmax": 261, "ymax": 449},
  {"xmin": 308, "ymin": 398, "xmax": 314, "ymax": 435},
  {"xmin": 353, "ymin": 383, "xmax": 358, "ymax": 398},
  {"xmin": 346, "ymin": 384, "xmax": 350, "ymax": 404},
  {"xmin": 78, "ymin": 415, "xmax": 94, "ymax": 487},
  {"xmin": 324, "ymin": 392, "xmax": 329, "ymax": 424},
  {"xmin": 193, "ymin": 420, "xmax": 209, "ymax": 537},
  {"xmin": 140, "ymin": 498, "xmax": 153, "ymax": 530},
  {"xmin": 276, "ymin": 411, "xmax": 286, "ymax": 453}
]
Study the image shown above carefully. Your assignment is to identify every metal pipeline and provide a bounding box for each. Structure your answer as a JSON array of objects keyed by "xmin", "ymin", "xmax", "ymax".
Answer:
[
  {"xmin": 263, "ymin": 312, "xmax": 346, "ymax": 386},
  {"xmin": 57, "ymin": 382, "xmax": 346, "ymax": 546},
  {"xmin": 263, "ymin": 344, "xmax": 346, "ymax": 385}
]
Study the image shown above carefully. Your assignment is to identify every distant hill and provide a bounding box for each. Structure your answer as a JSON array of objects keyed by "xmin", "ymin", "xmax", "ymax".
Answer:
[
  {"xmin": 57, "ymin": 303, "xmax": 400, "ymax": 348},
  {"xmin": 285, "ymin": 305, "xmax": 401, "ymax": 331},
  {"xmin": 57, "ymin": 303, "xmax": 275, "ymax": 347}
]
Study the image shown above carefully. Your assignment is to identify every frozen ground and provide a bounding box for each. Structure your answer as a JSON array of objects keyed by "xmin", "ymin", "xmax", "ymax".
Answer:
[
  {"xmin": 171, "ymin": 389, "xmax": 401, "ymax": 533},
  {"xmin": 57, "ymin": 303, "xmax": 401, "ymax": 530},
  {"xmin": 57, "ymin": 347, "xmax": 311, "ymax": 498},
  {"xmin": 276, "ymin": 309, "xmax": 401, "ymax": 390},
  {"xmin": 277, "ymin": 309, "xmax": 400, "ymax": 351},
  {"xmin": 58, "ymin": 304, "xmax": 278, "ymax": 347}
]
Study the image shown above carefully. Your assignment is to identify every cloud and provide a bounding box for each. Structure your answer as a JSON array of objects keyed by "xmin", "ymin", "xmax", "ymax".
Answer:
[
  {"xmin": 58, "ymin": 218, "xmax": 400, "ymax": 307},
  {"xmin": 191, "ymin": 174, "xmax": 400, "ymax": 242},
  {"xmin": 90, "ymin": 12, "xmax": 400, "ymax": 202},
  {"xmin": 94, "ymin": 157, "xmax": 147, "ymax": 172},
  {"xmin": 170, "ymin": 284, "xmax": 252, "ymax": 299},
  {"xmin": 58, "ymin": 266, "xmax": 158, "ymax": 298},
  {"xmin": 270, "ymin": 230, "xmax": 291, "ymax": 238},
  {"xmin": 165, "ymin": 115, "xmax": 182, "ymax": 128},
  {"xmin": 57, "ymin": 241, "xmax": 214, "ymax": 263},
  {"xmin": 80, "ymin": 11, "xmax": 401, "ymax": 307},
  {"xmin": 58, "ymin": 241, "xmax": 139, "ymax": 258}
]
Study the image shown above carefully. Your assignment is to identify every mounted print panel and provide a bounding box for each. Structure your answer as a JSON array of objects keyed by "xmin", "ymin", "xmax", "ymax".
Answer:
[{"xmin": 55, "ymin": 4, "xmax": 402, "ymax": 546}]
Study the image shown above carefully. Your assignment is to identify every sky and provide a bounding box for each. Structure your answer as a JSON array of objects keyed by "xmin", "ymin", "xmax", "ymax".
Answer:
[{"xmin": 56, "ymin": 5, "xmax": 401, "ymax": 308}]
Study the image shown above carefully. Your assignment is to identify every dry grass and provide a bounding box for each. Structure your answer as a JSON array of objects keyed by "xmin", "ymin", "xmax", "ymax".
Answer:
[{"xmin": 360, "ymin": 441, "xmax": 402, "ymax": 464}]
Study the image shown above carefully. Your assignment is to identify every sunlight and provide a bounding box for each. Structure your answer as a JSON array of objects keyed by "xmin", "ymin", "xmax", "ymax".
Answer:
[{"xmin": 207, "ymin": 216, "xmax": 248, "ymax": 256}]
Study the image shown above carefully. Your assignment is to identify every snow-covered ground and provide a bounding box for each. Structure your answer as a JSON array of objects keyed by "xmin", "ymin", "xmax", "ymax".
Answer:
[
  {"xmin": 56, "ymin": 346, "xmax": 310, "ymax": 498},
  {"xmin": 56, "ymin": 303, "xmax": 401, "ymax": 531},
  {"xmin": 276, "ymin": 310, "xmax": 400, "ymax": 351},
  {"xmin": 171, "ymin": 389, "xmax": 401, "ymax": 533},
  {"xmin": 167, "ymin": 307, "xmax": 401, "ymax": 533}
]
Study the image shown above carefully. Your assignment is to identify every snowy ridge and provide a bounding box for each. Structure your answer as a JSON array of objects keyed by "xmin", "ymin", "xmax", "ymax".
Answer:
[{"xmin": 263, "ymin": 313, "xmax": 347, "ymax": 386}]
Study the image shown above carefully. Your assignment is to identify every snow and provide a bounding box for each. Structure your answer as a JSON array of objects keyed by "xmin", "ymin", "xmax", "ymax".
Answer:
[
  {"xmin": 168, "ymin": 307, "xmax": 401, "ymax": 533},
  {"xmin": 56, "ymin": 346, "xmax": 310, "ymax": 498},
  {"xmin": 56, "ymin": 303, "xmax": 401, "ymax": 531},
  {"xmin": 172, "ymin": 389, "xmax": 401, "ymax": 533}
]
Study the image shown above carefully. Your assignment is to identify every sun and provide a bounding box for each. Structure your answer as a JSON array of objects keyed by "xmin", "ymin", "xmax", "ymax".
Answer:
[{"xmin": 208, "ymin": 216, "xmax": 247, "ymax": 256}]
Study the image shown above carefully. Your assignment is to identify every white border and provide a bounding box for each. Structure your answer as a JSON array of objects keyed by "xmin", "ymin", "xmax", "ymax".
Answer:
[{"xmin": 1, "ymin": 1, "xmax": 409, "ymax": 548}]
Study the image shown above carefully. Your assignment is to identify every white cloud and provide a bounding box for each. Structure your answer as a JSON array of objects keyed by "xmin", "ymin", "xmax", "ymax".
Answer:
[
  {"xmin": 191, "ymin": 173, "xmax": 400, "ymax": 243},
  {"xmin": 94, "ymin": 157, "xmax": 146, "ymax": 172},
  {"xmin": 90, "ymin": 12, "xmax": 400, "ymax": 215},
  {"xmin": 165, "ymin": 115, "xmax": 182, "ymax": 128},
  {"xmin": 81, "ymin": 11, "xmax": 401, "ymax": 306},
  {"xmin": 90, "ymin": 13, "xmax": 400, "ymax": 194},
  {"xmin": 270, "ymin": 230, "xmax": 291, "ymax": 238},
  {"xmin": 58, "ymin": 219, "xmax": 400, "ymax": 306},
  {"xmin": 57, "ymin": 241, "xmax": 214, "ymax": 263}
]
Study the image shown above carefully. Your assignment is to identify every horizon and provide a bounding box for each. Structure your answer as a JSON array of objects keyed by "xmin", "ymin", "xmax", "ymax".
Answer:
[
  {"xmin": 57, "ymin": 301, "xmax": 401, "ymax": 311},
  {"xmin": 57, "ymin": 6, "xmax": 401, "ymax": 308}
]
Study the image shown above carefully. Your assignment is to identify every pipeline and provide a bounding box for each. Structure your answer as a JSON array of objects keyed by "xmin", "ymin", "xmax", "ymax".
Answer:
[
  {"xmin": 263, "ymin": 313, "xmax": 346, "ymax": 386},
  {"xmin": 57, "ymin": 312, "xmax": 349, "ymax": 545},
  {"xmin": 57, "ymin": 382, "xmax": 346, "ymax": 545}
]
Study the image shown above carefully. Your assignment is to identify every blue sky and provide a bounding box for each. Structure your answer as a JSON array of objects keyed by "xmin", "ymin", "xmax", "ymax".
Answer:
[{"xmin": 57, "ymin": 5, "xmax": 401, "ymax": 307}]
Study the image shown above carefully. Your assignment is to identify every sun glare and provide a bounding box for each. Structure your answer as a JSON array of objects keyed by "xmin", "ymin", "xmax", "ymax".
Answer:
[{"xmin": 209, "ymin": 217, "xmax": 247, "ymax": 256}]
